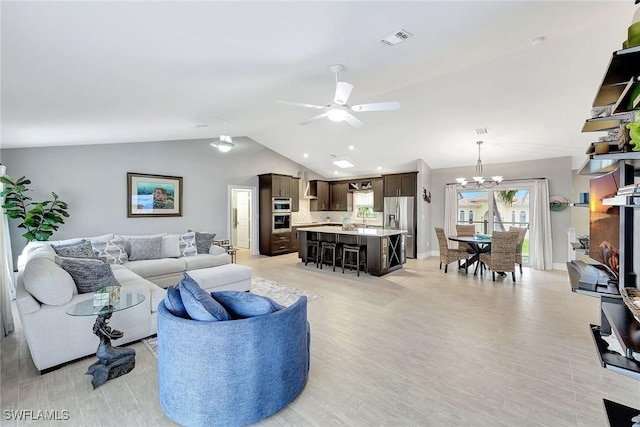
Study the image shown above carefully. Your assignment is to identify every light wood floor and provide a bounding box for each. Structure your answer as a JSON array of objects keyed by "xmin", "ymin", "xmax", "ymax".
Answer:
[{"xmin": 2, "ymin": 252, "xmax": 640, "ymax": 426}]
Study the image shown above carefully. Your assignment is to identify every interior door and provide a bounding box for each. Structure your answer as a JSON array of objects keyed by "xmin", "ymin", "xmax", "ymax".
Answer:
[{"xmin": 236, "ymin": 191, "xmax": 250, "ymax": 249}]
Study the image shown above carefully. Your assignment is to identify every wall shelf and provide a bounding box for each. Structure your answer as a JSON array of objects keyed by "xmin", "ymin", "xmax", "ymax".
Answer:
[{"xmin": 593, "ymin": 46, "xmax": 640, "ymax": 107}]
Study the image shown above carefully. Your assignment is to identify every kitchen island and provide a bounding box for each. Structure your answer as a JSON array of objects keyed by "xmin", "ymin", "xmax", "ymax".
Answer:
[{"xmin": 296, "ymin": 226, "xmax": 406, "ymax": 276}]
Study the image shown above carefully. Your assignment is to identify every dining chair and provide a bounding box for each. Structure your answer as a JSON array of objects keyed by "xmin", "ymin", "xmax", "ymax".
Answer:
[
  {"xmin": 455, "ymin": 224, "xmax": 476, "ymax": 254},
  {"xmin": 509, "ymin": 226, "xmax": 528, "ymax": 274},
  {"xmin": 479, "ymin": 230, "xmax": 519, "ymax": 282},
  {"xmin": 435, "ymin": 227, "xmax": 469, "ymax": 273}
]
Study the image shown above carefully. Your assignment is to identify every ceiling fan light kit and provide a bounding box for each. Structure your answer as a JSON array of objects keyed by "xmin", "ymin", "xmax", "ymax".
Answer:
[
  {"xmin": 209, "ymin": 134, "xmax": 235, "ymax": 153},
  {"xmin": 278, "ymin": 64, "xmax": 400, "ymax": 127}
]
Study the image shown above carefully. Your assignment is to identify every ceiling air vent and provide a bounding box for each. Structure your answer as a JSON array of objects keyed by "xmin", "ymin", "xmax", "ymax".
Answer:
[
  {"xmin": 474, "ymin": 127, "xmax": 489, "ymax": 136},
  {"xmin": 379, "ymin": 29, "xmax": 413, "ymax": 46}
]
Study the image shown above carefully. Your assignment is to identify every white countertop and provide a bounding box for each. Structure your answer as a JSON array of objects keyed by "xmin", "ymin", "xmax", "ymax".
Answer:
[{"xmin": 296, "ymin": 225, "xmax": 406, "ymax": 236}]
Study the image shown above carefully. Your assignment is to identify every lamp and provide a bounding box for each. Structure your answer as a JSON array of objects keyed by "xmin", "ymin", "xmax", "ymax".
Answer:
[
  {"xmin": 209, "ymin": 120, "xmax": 235, "ymax": 153},
  {"xmin": 456, "ymin": 141, "xmax": 503, "ymax": 188}
]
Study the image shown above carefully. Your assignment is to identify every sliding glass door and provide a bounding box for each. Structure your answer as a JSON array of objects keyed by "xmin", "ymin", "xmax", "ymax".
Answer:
[{"xmin": 457, "ymin": 185, "xmax": 531, "ymax": 265}]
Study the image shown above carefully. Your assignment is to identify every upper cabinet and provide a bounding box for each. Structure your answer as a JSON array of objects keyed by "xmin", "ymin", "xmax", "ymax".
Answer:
[
  {"xmin": 372, "ymin": 178, "xmax": 384, "ymax": 211},
  {"xmin": 271, "ymin": 175, "xmax": 292, "ymax": 197},
  {"xmin": 384, "ymin": 172, "xmax": 417, "ymax": 197},
  {"xmin": 310, "ymin": 180, "xmax": 329, "ymax": 211},
  {"xmin": 329, "ymin": 181, "xmax": 348, "ymax": 211},
  {"xmin": 291, "ymin": 177, "xmax": 300, "ymax": 212}
]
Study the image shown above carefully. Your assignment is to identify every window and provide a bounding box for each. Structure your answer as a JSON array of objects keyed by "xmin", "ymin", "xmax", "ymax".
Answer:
[
  {"xmin": 469, "ymin": 211, "xmax": 474, "ymax": 223},
  {"xmin": 354, "ymin": 191, "xmax": 376, "ymax": 218},
  {"xmin": 511, "ymin": 210, "xmax": 516, "ymax": 224},
  {"xmin": 459, "ymin": 210, "xmax": 465, "ymax": 222},
  {"xmin": 519, "ymin": 210, "xmax": 527, "ymax": 225}
]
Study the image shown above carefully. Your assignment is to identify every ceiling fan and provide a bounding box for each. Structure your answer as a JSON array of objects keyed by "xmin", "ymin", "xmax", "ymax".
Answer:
[{"xmin": 278, "ymin": 64, "xmax": 400, "ymax": 128}]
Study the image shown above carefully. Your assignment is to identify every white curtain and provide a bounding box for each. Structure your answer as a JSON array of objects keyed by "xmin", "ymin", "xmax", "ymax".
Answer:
[
  {"xmin": 443, "ymin": 184, "xmax": 459, "ymax": 248},
  {"xmin": 0, "ymin": 165, "xmax": 15, "ymax": 340},
  {"xmin": 530, "ymin": 178, "xmax": 553, "ymax": 270}
]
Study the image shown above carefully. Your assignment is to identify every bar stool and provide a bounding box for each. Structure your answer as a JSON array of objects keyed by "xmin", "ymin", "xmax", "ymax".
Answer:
[
  {"xmin": 305, "ymin": 240, "xmax": 321, "ymax": 268},
  {"xmin": 320, "ymin": 242, "xmax": 342, "ymax": 272},
  {"xmin": 342, "ymin": 244, "xmax": 366, "ymax": 276}
]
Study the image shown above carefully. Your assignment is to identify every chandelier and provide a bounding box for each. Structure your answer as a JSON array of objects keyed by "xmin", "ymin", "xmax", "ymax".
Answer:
[{"xmin": 456, "ymin": 140, "xmax": 503, "ymax": 188}]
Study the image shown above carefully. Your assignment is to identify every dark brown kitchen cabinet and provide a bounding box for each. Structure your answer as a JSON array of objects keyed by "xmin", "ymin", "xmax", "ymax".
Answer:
[
  {"xmin": 272, "ymin": 175, "xmax": 292, "ymax": 197},
  {"xmin": 258, "ymin": 173, "xmax": 296, "ymax": 256},
  {"xmin": 291, "ymin": 177, "xmax": 300, "ymax": 212},
  {"xmin": 372, "ymin": 178, "xmax": 384, "ymax": 211},
  {"xmin": 330, "ymin": 181, "xmax": 348, "ymax": 211},
  {"xmin": 270, "ymin": 232, "xmax": 291, "ymax": 254},
  {"xmin": 383, "ymin": 172, "xmax": 417, "ymax": 197},
  {"xmin": 310, "ymin": 180, "xmax": 329, "ymax": 211}
]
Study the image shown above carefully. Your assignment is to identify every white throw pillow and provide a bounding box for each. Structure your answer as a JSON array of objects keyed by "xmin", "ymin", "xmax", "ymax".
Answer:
[
  {"xmin": 161, "ymin": 234, "xmax": 181, "ymax": 258},
  {"xmin": 24, "ymin": 257, "xmax": 76, "ymax": 306},
  {"xmin": 91, "ymin": 236, "xmax": 129, "ymax": 264},
  {"xmin": 179, "ymin": 232, "xmax": 197, "ymax": 257}
]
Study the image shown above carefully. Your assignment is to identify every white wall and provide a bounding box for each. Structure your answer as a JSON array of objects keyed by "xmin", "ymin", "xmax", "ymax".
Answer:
[
  {"xmin": 416, "ymin": 159, "xmax": 432, "ymax": 259},
  {"xmin": 1, "ymin": 137, "xmax": 310, "ymax": 265},
  {"xmin": 430, "ymin": 156, "xmax": 573, "ymax": 268}
]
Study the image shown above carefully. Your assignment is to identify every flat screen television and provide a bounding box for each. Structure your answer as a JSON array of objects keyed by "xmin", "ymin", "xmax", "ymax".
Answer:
[{"xmin": 589, "ymin": 167, "xmax": 622, "ymax": 277}]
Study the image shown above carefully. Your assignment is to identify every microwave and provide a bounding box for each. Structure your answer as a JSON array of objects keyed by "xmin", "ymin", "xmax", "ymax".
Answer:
[
  {"xmin": 272, "ymin": 197, "xmax": 292, "ymax": 212},
  {"xmin": 272, "ymin": 213, "xmax": 291, "ymax": 233}
]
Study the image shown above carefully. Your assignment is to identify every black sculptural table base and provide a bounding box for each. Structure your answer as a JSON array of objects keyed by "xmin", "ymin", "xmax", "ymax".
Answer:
[{"xmin": 86, "ymin": 309, "xmax": 135, "ymax": 389}]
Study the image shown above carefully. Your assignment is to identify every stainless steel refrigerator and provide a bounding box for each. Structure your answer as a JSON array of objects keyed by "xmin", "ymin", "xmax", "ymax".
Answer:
[{"xmin": 383, "ymin": 196, "xmax": 415, "ymax": 260}]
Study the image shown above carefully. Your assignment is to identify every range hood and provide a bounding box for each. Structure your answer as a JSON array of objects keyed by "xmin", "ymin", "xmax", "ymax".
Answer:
[{"xmin": 300, "ymin": 171, "xmax": 316, "ymax": 199}]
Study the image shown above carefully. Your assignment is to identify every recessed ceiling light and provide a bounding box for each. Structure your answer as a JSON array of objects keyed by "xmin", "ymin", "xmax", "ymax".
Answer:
[
  {"xmin": 303, "ymin": 153, "xmax": 309, "ymax": 158},
  {"xmin": 531, "ymin": 35, "xmax": 545, "ymax": 46},
  {"xmin": 332, "ymin": 159, "xmax": 355, "ymax": 168},
  {"xmin": 348, "ymin": 145, "xmax": 355, "ymax": 150},
  {"xmin": 377, "ymin": 166, "xmax": 382, "ymax": 171},
  {"xmin": 334, "ymin": 171, "xmax": 339, "ymax": 175}
]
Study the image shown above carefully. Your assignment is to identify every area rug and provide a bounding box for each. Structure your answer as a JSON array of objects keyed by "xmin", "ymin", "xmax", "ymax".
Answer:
[{"xmin": 142, "ymin": 276, "xmax": 322, "ymax": 357}]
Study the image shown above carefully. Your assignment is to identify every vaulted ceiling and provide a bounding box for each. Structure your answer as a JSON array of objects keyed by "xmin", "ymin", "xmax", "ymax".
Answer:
[{"xmin": 2, "ymin": 1, "xmax": 637, "ymax": 178}]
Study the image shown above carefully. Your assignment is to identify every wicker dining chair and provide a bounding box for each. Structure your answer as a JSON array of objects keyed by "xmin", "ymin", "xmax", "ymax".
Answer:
[
  {"xmin": 479, "ymin": 230, "xmax": 520, "ymax": 282},
  {"xmin": 509, "ymin": 226, "xmax": 528, "ymax": 274},
  {"xmin": 435, "ymin": 227, "xmax": 469, "ymax": 273},
  {"xmin": 455, "ymin": 224, "xmax": 476, "ymax": 254}
]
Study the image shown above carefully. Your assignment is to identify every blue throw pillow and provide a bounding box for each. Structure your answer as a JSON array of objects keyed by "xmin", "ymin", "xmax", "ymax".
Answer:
[
  {"xmin": 178, "ymin": 273, "xmax": 230, "ymax": 321},
  {"xmin": 163, "ymin": 286, "xmax": 189, "ymax": 318},
  {"xmin": 211, "ymin": 291, "xmax": 283, "ymax": 318}
]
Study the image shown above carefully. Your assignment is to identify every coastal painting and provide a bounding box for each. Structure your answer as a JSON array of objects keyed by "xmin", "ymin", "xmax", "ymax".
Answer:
[{"xmin": 127, "ymin": 173, "xmax": 183, "ymax": 217}]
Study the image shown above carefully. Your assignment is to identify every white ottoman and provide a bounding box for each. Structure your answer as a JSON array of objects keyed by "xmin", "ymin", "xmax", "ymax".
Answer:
[{"xmin": 186, "ymin": 264, "xmax": 252, "ymax": 293}]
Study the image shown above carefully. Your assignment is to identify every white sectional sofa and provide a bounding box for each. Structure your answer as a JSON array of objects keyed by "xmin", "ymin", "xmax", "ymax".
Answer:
[{"xmin": 15, "ymin": 232, "xmax": 252, "ymax": 372}]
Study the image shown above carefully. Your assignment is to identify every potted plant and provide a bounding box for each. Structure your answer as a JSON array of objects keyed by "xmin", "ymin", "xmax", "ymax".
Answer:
[{"xmin": 0, "ymin": 175, "xmax": 70, "ymax": 241}]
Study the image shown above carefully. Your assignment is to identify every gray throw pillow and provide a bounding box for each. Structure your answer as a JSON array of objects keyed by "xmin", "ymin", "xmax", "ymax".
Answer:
[
  {"xmin": 52, "ymin": 239, "xmax": 96, "ymax": 258},
  {"xmin": 189, "ymin": 230, "xmax": 216, "ymax": 254},
  {"xmin": 128, "ymin": 236, "xmax": 163, "ymax": 261},
  {"xmin": 55, "ymin": 256, "xmax": 120, "ymax": 294}
]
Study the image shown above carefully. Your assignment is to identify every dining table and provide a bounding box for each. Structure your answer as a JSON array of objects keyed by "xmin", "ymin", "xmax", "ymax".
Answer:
[{"xmin": 448, "ymin": 234, "xmax": 492, "ymax": 276}]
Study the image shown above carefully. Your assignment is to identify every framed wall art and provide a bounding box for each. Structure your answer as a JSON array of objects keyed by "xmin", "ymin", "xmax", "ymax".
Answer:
[{"xmin": 127, "ymin": 173, "xmax": 183, "ymax": 217}]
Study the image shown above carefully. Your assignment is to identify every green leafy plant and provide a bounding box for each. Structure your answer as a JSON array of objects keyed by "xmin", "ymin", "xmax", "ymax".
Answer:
[{"xmin": 0, "ymin": 175, "xmax": 70, "ymax": 241}]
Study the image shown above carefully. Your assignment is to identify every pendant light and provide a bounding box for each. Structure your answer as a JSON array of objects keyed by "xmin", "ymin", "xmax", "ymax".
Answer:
[{"xmin": 456, "ymin": 141, "xmax": 503, "ymax": 188}]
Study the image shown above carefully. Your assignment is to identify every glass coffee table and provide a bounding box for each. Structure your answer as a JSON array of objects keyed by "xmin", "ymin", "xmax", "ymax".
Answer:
[{"xmin": 66, "ymin": 292, "xmax": 145, "ymax": 389}]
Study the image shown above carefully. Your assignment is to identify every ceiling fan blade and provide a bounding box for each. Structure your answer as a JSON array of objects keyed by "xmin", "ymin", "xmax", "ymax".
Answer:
[
  {"xmin": 351, "ymin": 101, "xmax": 400, "ymax": 112},
  {"xmin": 343, "ymin": 113, "xmax": 364, "ymax": 128},
  {"xmin": 300, "ymin": 113, "xmax": 328, "ymax": 126},
  {"xmin": 277, "ymin": 100, "xmax": 326, "ymax": 109},
  {"xmin": 334, "ymin": 82, "xmax": 354, "ymax": 105}
]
